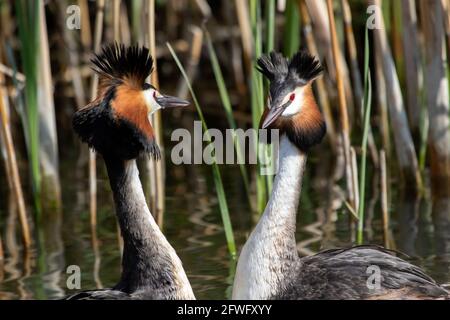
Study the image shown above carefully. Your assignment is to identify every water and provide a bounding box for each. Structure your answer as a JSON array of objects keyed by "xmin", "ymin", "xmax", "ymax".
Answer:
[{"xmin": 0, "ymin": 134, "xmax": 449, "ymax": 299}]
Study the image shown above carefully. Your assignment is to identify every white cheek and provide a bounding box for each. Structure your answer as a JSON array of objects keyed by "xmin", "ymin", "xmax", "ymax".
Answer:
[
  {"xmin": 143, "ymin": 89, "xmax": 161, "ymax": 114},
  {"xmin": 281, "ymin": 87, "xmax": 304, "ymax": 117}
]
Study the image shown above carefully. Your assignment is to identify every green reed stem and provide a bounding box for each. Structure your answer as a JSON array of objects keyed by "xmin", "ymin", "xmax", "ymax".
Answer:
[
  {"xmin": 263, "ymin": 0, "xmax": 277, "ymax": 194},
  {"xmin": 265, "ymin": 0, "xmax": 275, "ymax": 53},
  {"xmin": 418, "ymin": 91, "xmax": 429, "ymax": 172},
  {"xmin": 131, "ymin": 0, "xmax": 143, "ymax": 43},
  {"xmin": 357, "ymin": 28, "xmax": 372, "ymax": 244},
  {"xmin": 283, "ymin": 0, "xmax": 300, "ymax": 57},
  {"xmin": 167, "ymin": 43, "xmax": 236, "ymax": 258},
  {"xmin": 250, "ymin": 0, "xmax": 268, "ymax": 212},
  {"xmin": 16, "ymin": 0, "xmax": 41, "ymax": 211},
  {"xmin": 204, "ymin": 29, "xmax": 251, "ymax": 204}
]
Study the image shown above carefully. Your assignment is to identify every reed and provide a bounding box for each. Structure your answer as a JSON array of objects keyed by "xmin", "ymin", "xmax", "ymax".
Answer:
[
  {"xmin": 88, "ymin": 0, "xmax": 106, "ymax": 233},
  {"xmin": 92, "ymin": 224, "xmax": 104, "ymax": 289},
  {"xmin": 357, "ymin": 28, "xmax": 372, "ymax": 244},
  {"xmin": 371, "ymin": 0, "xmax": 422, "ymax": 192},
  {"xmin": 297, "ymin": 0, "xmax": 336, "ymax": 148},
  {"xmin": 204, "ymin": 29, "xmax": 251, "ymax": 203},
  {"xmin": 283, "ymin": 0, "xmax": 300, "ymax": 57},
  {"xmin": 374, "ymin": 39, "xmax": 390, "ymax": 156},
  {"xmin": 420, "ymin": 0, "xmax": 450, "ymax": 196},
  {"xmin": 326, "ymin": 0, "xmax": 356, "ymax": 212},
  {"xmin": 0, "ymin": 232, "xmax": 3, "ymax": 268},
  {"xmin": 341, "ymin": 0, "xmax": 363, "ymax": 116},
  {"xmin": 15, "ymin": 0, "xmax": 40, "ymax": 209},
  {"xmin": 168, "ymin": 43, "xmax": 237, "ymax": 258},
  {"xmin": 0, "ymin": 67, "xmax": 32, "ymax": 249},
  {"xmin": 341, "ymin": 0, "xmax": 378, "ymax": 167},
  {"xmin": 131, "ymin": 0, "xmax": 143, "ymax": 43},
  {"xmin": 263, "ymin": 0, "xmax": 277, "ymax": 193},
  {"xmin": 146, "ymin": 0, "xmax": 166, "ymax": 226},
  {"xmin": 306, "ymin": 0, "xmax": 355, "ymax": 120},
  {"xmin": 176, "ymin": 26, "xmax": 203, "ymax": 100},
  {"xmin": 37, "ymin": 0, "xmax": 61, "ymax": 209},
  {"xmin": 265, "ymin": 0, "xmax": 276, "ymax": 53},
  {"xmin": 113, "ymin": 0, "xmax": 121, "ymax": 42},
  {"xmin": 113, "ymin": 0, "xmax": 124, "ymax": 254},
  {"xmin": 390, "ymin": 0, "xmax": 404, "ymax": 78},
  {"xmin": 401, "ymin": 0, "xmax": 422, "ymax": 139},
  {"xmin": 10, "ymin": 0, "xmax": 61, "ymax": 217},
  {"xmin": 234, "ymin": 0, "xmax": 253, "ymax": 74},
  {"xmin": 223, "ymin": 0, "xmax": 246, "ymax": 98},
  {"xmin": 380, "ymin": 150, "xmax": 390, "ymax": 248},
  {"xmin": 350, "ymin": 147, "xmax": 359, "ymax": 220},
  {"xmin": 418, "ymin": 102, "xmax": 429, "ymax": 172},
  {"xmin": 60, "ymin": 0, "xmax": 86, "ymax": 108},
  {"xmin": 116, "ymin": 3, "xmax": 129, "ymax": 43},
  {"xmin": 249, "ymin": 0, "xmax": 269, "ymax": 212},
  {"xmin": 442, "ymin": 0, "xmax": 450, "ymax": 61},
  {"xmin": 0, "ymin": 63, "xmax": 13, "ymax": 191},
  {"xmin": 79, "ymin": 0, "xmax": 92, "ymax": 50}
]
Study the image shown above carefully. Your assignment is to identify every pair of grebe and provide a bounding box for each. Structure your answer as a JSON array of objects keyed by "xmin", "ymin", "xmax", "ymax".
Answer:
[{"xmin": 69, "ymin": 44, "xmax": 448, "ymax": 300}]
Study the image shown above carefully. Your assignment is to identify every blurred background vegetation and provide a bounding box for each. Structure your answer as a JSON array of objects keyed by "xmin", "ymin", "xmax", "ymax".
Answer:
[{"xmin": 0, "ymin": 0, "xmax": 449, "ymax": 299}]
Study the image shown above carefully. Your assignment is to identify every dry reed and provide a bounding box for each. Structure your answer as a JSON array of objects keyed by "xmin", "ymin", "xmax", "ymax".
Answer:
[
  {"xmin": 326, "ymin": 0, "xmax": 356, "ymax": 211},
  {"xmin": 88, "ymin": 0, "xmax": 105, "ymax": 234},
  {"xmin": 38, "ymin": 0, "xmax": 61, "ymax": 208},
  {"xmin": 380, "ymin": 150, "xmax": 390, "ymax": 248},
  {"xmin": 371, "ymin": 0, "xmax": 422, "ymax": 191},
  {"xmin": 341, "ymin": 0, "xmax": 379, "ymax": 167},
  {"xmin": 146, "ymin": 0, "xmax": 165, "ymax": 227},
  {"xmin": 298, "ymin": 0, "xmax": 337, "ymax": 148},
  {"xmin": 401, "ymin": 0, "xmax": 422, "ymax": 137},
  {"xmin": 420, "ymin": 0, "xmax": 450, "ymax": 196},
  {"xmin": 234, "ymin": 0, "xmax": 253, "ymax": 74},
  {"xmin": 0, "ymin": 70, "xmax": 32, "ymax": 249}
]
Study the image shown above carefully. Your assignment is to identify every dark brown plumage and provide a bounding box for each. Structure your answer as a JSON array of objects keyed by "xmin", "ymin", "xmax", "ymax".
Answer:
[{"xmin": 274, "ymin": 246, "xmax": 449, "ymax": 300}]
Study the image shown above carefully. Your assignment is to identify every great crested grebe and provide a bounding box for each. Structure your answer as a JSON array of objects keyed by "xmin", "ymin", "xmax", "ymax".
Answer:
[
  {"xmin": 69, "ymin": 44, "xmax": 194, "ymax": 299},
  {"xmin": 232, "ymin": 51, "xmax": 449, "ymax": 300}
]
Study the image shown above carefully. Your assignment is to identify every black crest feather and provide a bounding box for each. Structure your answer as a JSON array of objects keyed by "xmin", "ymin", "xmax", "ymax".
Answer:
[
  {"xmin": 257, "ymin": 50, "xmax": 326, "ymax": 152},
  {"xmin": 91, "ymin": 43, "xmax": 153, "ymax": 85},
  {"xmin": 289, "ymin": 51, "xmax": 323, "ymax": 83},
  {"xmin": 256, "ymin": 50, "xmax": 323, "ymax": 85},
  {"xmin": 256, "ymin": 52, "xmax": 289, "ymax": 81}
]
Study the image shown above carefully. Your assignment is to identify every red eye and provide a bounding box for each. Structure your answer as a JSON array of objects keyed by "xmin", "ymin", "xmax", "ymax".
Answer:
[
  {"xmin": 153, "ymin": 91, "xmax": 157, "ymax": 98},
  {"xmin": 289, "ymin": 93, "xmax": 295, "ymax": 101}
]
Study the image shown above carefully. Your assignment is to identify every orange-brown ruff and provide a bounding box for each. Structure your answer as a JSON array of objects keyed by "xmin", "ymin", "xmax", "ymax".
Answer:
[
  {"xmin": 260, "ymin": 84, "xmax": 325, "ymax": 152},
  {"xmin": 110, "ymin": 85, "xmax": 154, "ymax": 140}
]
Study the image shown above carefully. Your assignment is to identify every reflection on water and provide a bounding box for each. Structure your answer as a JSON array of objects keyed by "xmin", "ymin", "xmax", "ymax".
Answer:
[{"xmin": 0, "ymin": 140, "xmax": 449, "ymax": 299}]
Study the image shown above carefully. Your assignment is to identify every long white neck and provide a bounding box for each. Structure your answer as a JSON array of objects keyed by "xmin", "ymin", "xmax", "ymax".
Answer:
[
  {"xmin": 232, "ymin": 135, "xmax": 306, "ymax": 299},
  {"xmin": 104, "ymin": 157, "xmax": 195, "ymax": 299}
]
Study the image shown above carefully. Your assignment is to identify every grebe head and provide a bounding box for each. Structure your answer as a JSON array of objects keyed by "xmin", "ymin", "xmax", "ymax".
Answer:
[
  {"xmin": 257, "ymin": 50, "xmax": 326, "ymax": 152},
  {"xmin": 72, "ymin": 43, "xmax": 189, "ymax": 160}
]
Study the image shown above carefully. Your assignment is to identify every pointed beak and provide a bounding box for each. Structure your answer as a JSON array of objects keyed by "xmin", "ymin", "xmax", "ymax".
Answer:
[
  {"xmin": 155, "ymin": 94, "xmax": 190, "ymax": 109},
  {"xmin": 261, "ymin": 102, "xmax": 289, "ymax": 129}
]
